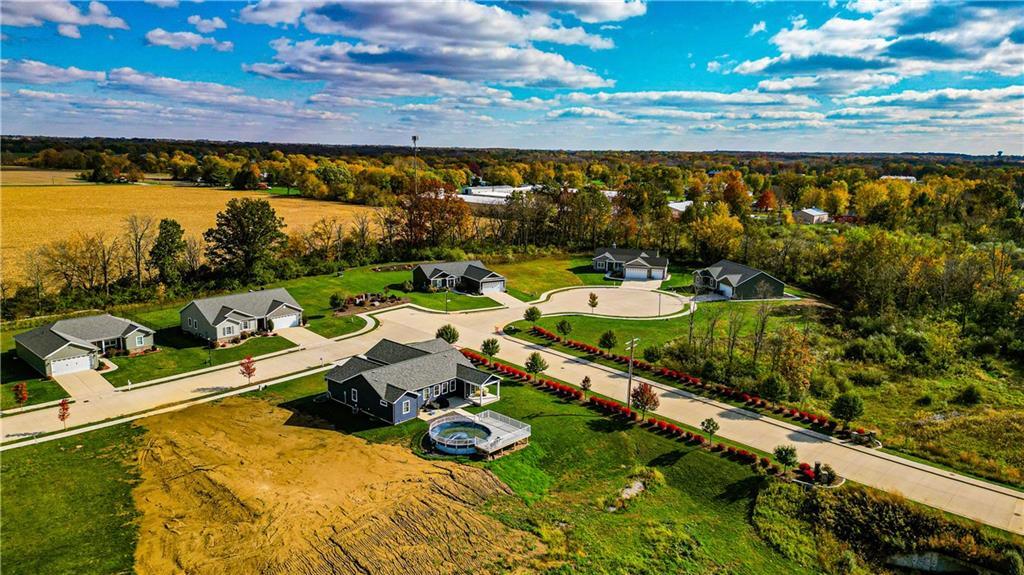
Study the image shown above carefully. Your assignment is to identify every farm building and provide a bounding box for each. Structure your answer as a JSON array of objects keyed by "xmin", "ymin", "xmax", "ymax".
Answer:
[
  {"xmin": 179, "ymin": 288, "xmax": 303, "ymax": 343},
  {"xmin": 692, "ymin": 260, "xmax": 785, "ymax": 300},
  {"xmin": 793, "ymin": 207, "xmax": 829, "ymax": 224},
  {"xmin": 14, "ymin": 314, "xmax": 154, "ymax": 376},
  {"xmin": 412, "ymin": 261, "xmax": 506, "ymax": 294},
  {"xmin": 592, "ymin": 247, "xmax": 669, "ymax": 280},
  {"xmin": 326, "ymin": 338, "xmax": 501, "ymax": 425}
]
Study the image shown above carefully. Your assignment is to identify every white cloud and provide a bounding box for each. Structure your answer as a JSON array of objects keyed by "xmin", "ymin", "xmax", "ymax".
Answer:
[
  {"xmin": 144, "ymin": 0, "xmax": 180, "ymax": 7},
  {"xmin": 518, "ymin": 0, "xmax": 647, "ymax": 23},
  {"xmin": 747, "ymin": 20, "xmax": 766, "ymax": 36},
  {"xmin": 1, "ymin": 1, "xmax": 128, "ymax": 35},
  {"xmin": 57, "ymin": 24, "xmax": 81, "ymax": 38},
  {"xmin": 145, "ymin": 28, "xmax": 233, "ymax": 51},
  {"xmin": 547, "ymin": 107, "xmax": 631, "ymax": 121},
  {"xmin": 1, "ymin": 59, "xmax": 106, "ymax": 84},
  {"xmin": 187, "ymin": 15, "xmax": 226, "ymax": 34},
  {"xmin": 839, "ymin": 85, "xmax": 1024, "ymax": 107},
  {"xmin": 706, "ymin": 61, "xmax": 722, "ymax": 73}
]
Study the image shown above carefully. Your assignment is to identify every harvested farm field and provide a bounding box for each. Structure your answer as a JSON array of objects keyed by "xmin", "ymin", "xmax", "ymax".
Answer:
[
  {"xmin": 132, "ymin": 398, "xmax": 536, "ymax": 575},
  {"xmin": 0, "ymin": 168, "xmax": 378, "ymax": 281}
]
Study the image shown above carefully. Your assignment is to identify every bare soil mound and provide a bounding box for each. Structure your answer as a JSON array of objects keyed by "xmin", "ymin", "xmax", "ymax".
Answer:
[{"xmin": 132, "ymin": 398, "xmax": 537, "ymax": 575}]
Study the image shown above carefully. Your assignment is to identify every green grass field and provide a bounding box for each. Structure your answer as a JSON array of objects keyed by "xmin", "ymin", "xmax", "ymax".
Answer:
[
  {"xmin": 490, "ymin": 255, "xmax": 618, "ymax": 302},
  {"xmin": 274, "ymin": 266, "xmax": 499, "ymax": 312},
  {"xmin": 0, "ymin": 424, "xmax": 144, "ymax": 575}
]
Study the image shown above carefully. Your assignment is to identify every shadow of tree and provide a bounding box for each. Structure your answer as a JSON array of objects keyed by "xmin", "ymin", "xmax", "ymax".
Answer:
[
  {"xmin": 648, "ymin": 449, "xmax": 687, "ymax": 468},
  {"xmin": 586, "ymin": 417, "xmax": 634, "ymax": 434}
]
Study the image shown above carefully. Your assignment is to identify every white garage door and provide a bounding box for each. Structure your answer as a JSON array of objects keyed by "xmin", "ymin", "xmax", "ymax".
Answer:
[
  {"xmin": 481, "ymin": 280, "xmax": 505, "ymax": 293},
  {"xmin": 272, "ymin": 314, "xmax": 300, "ymax": 330},
  {"xmin": 50, "ymin": 354, "xmax": 91, "ymax": 376},
  {"xmin": 623, "ymin": 267, "xmax": 646, "ymax": 280}
]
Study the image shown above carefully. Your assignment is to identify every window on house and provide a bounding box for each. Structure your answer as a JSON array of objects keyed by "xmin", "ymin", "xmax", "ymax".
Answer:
[
  {"xmin": 135, "ymin": 335, "xmax": 144, "ymax": 346},
  {"xmin": 433, "ymin": 384, "xmax": 441, "ymax": 396},
  {"xmin": 351, "ymin": 388, "xmax": 358, "ymax": 403},
  {"xmin": 380, "ymin": 400, "xmax": 388, "ymax": 407},
  {"xmin": 402, "ymin": 400, "xmax": 411, "ymax": 415}
]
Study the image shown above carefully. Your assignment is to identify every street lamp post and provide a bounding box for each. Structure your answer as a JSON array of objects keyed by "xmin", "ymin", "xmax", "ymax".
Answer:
[
  {"xmin": 625, "ymin": 337, "xmax": 640, "ymax": 407},
  {"xmin": 411, "ymin": 135, "xmax": 419, "ymax": 194}
]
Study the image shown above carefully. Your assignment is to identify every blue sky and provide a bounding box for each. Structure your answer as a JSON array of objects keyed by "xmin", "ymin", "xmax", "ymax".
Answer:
[{"xmin": 2, "ymin": 0, "xmax": 1022, "ymax": 154}]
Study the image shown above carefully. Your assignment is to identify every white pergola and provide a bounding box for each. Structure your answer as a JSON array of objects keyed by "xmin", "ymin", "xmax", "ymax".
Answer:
[{"xmin": 466, "ymin": 374, "xmax": 501, "ymax": 406}]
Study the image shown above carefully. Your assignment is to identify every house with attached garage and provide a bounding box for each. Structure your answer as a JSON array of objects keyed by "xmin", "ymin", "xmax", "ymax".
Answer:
[
  {"xmin": 326, "ymin": 338, "xmax": 501, "ymax": 425},
  {"xmin": 592, "ymin": 247, "xmax": 669, "ymax": 280},
  {"xmin": 14, "ymin": 314, "xmax": 155, "ymax": 376},
  {"xmin": 179, "ymin": 288, "xmax": 303, "ymax": 343},
  {"xmin": 411, "ymin": 261, "xmax": 506, "ymax": 294},
  {"xmin": 692, "ymin": 259, "xmax": 786, "ymax": 300}
]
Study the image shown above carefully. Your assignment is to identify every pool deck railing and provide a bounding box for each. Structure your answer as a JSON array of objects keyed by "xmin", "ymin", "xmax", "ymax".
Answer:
[{"xmin": 428, "ymin": 410, "xmax": 531, "ymax": 455}]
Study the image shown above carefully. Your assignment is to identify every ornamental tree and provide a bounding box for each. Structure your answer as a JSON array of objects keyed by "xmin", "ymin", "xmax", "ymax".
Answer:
[
  {"xmin": 57, "ymin": 399, "xmax": 70, "ymax": 430},
  {"xmin": 523, "ymin": 306, "xmax": 542, "ymax": 324},
  {"xmin": 556, "ymin": 319, "xmax": 573, "ymax": 337},
  {"xmin": 598, "ymin": 330, "xmax": 618, "ymax": 353},
  {"xmin": 773, "ymin": 444, "xmax": 798, "ymax": 473},
  {"xmin": 239, "ymin": 355, "xmax": 257, "ymax": 385},
  {"xmin": 525, "ymin": 352, "xmax": 548, "ymax": 375},
  {"xmin": 701, "ymin": 417, "xmax": 719, "ymax": 444},
  {"xmin": 436, "ymin": 324, "xmax": 460, "ymax": 344},
  {"xmin": 481, "ymin": 338, "xmax": 500, "ymax": 358},
  {"xmin": 13, "ymin": 382, "xmax": 28, "ymax": 407},
  {"xmin": 588, "ymin": 292, "xmax": 599, "ymax": 313},
  {"xmin": 580, "ymin": 376, "xmax": 592, "ymax": 399},
  {"xmin": 630, "ymin": 382, "xmax": 660, "ymax": 419}
]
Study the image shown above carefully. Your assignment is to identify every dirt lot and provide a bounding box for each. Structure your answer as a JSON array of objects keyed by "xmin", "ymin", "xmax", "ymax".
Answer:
[
  {"xmin": 132, "ymin": 398, "xmax": 536, "ymax": 575},
  {"xmin": 1, "ymin": 168, "xmax": 378, "ymax": 282}
]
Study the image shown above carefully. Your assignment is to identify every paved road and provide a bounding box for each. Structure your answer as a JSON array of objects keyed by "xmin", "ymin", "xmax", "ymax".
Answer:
[{"xmin": 2, "ymin": 284, "xmax": 1022, "ymax": 535}]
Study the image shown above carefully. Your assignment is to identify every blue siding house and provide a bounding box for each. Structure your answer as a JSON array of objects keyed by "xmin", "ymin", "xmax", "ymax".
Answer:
[{"xmin": 326, "ymin": 338, "xmax": 501, "ymax": 425}]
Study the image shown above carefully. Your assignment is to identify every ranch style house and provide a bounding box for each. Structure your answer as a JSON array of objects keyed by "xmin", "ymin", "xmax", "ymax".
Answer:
[
  {"xmin": 179, "ymin": 288, "xmax": 303, "ymax": 343},
  {"xmin": 692, "ymin": 259, "xmax": 786, "ymax": 300},
  {"xmin": 592, "ymin": 247, "xmax": 669, "ymax": 280},
  {"xmin": 14, "ymin": 314, "xmax": 155, "ymax": 376},
  {"xmin": 326, "ymin": 338, "xmax": 501, "ymax": 425},
  {"xmin": 411, "ymin": 261, "xmax": 506, "ymax": 294}
]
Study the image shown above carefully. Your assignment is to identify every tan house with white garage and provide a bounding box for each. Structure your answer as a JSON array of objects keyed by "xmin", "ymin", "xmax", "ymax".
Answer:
[
  {"xmin": 179, "ymin": 288, "xmax": 303, "ymax": 343},
  {"xmin": 14, "ymin": 314, "xmax": 155, "ymax": 376}
]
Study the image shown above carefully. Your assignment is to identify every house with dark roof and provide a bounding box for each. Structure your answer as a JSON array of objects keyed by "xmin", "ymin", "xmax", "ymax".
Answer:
[
  {"xmin": 411, "ymin": 261, "xmax": 506, "ymax": 294},
  {"xmin": 179, "ymin": 288, "xmax": 303, "ymax": 343},
  {"xmin": 793, "ymin": 207, "xmax": 829, "ymax": 224},
  {"xmin": 14, "ymin": 314, "xmax": 155, "ymax": 376},
  {"xmin": 692, "ymin": 260, "xmax": 785, "ymax": 300},
  {"xmin": 326, "ymin": 338, "xmax": 501, "ymax": 425},
  {"xmin": 592, "ymin": 247, "xmax": 669, "ymax": 280}
]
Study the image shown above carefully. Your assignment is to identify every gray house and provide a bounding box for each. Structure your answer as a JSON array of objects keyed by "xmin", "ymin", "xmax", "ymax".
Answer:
[
  {"xmin": 179, "ymin": 288, "xmax": 303, "ymax": 343},
  {"xmin": 14, "ymin": 314, "xmax": 155, "ymax": 377},
  {"xmin": 326, "ymin": 338, "xmax": 501, "ymax": 425},
  {"xmin": 592, "ymin": 247, "xmax": 669, "ymax": 280},
  {"xmin": 411, "ymin": 261, "xmax": 506, "ymax": 294},
  {"xmin": 692, "ymin": 260, "xmax": 785, "ymax": 300}
]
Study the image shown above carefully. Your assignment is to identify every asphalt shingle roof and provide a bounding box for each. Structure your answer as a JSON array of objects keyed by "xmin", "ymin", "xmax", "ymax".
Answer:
[
  {"xmin": 414, "ymin": 261, "xmax": 503, "ymax": 282},
  {"xmin": 327, "ymin": 338, "xmax": 495, "ymax": 404},
  {"xmin": 186, "ymin": 288, "xmax": 302, "ymax": 325},
  {"xmin": 701, "ymin": 260, "xmax": 781, "ymax": 287},
  {"xmin": 14, "ymin": 314, "xmax": 153, "ymax": 359},
  {"xmin": 592, "ymin": 247, "xmax": 669, "ymax": 268}
]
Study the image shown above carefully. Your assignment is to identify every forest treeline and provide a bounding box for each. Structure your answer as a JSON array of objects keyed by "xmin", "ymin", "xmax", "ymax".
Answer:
[{"xmin": 3, "ymin": 138, "xmax": 1022, "ymax": 368}]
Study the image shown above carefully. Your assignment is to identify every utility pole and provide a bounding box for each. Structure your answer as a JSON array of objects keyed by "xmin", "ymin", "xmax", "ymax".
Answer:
[
  {"xmin": 625, "ymin": 337, "xmax": 640, "ymax": 407},
  {"xmin": 411, "ymin": 134, "xmax": 419, "ymax": 194}
]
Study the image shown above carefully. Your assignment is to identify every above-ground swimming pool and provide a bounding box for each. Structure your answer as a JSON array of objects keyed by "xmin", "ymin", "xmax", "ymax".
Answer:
[
  {"xmin": 428, "ymin": 411, "xmax": 532, "ymax": 457},
  {"xmin": 429, "ymin": 419, "xmax": 492, "ymax": 455}
]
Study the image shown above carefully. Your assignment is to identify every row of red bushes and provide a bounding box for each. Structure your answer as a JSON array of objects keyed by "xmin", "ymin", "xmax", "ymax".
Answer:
[
  {"xmin": 530, "ymin": 327, "xmax": 855, "ymax": 436},
  {"xmin": 463, "ymin": 347, "xmax": 791, "ymax": 477}
]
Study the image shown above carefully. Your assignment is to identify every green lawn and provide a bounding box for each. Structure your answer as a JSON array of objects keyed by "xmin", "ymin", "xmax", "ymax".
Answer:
[
  {"xmin": 490, "ymin": 255, "xmax": 618, "ymax": 302},
  {"xmin": 661, "ymin": 264, "xmax": 695, "ymax": 290},
  {"xmin": 102, "ymin": 306, "xmax": 295, "ymax": 387},
  {"xmin": 273, "ymin": 266, "xmax": 499, "ymax": 313},
  {"xmin": 0, "ymin": 328, "xmax": 70, "ymax": 410},
  {"xmin": 0, "ymin": 424, "xmax": 143, "ymax": 575},
  {"xmin": 260, "ymin": 371, "xmax": 813, "ymax": 574}
]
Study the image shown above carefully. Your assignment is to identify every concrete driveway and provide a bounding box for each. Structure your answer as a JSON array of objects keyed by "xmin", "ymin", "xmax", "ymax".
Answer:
[
  {"xmin": 276, "ymin": 326, "xmax": 332, "ymax": 348},
  {"xmin": 53, "ymin": 370, "xmax": 116, "ymax": 399}
]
